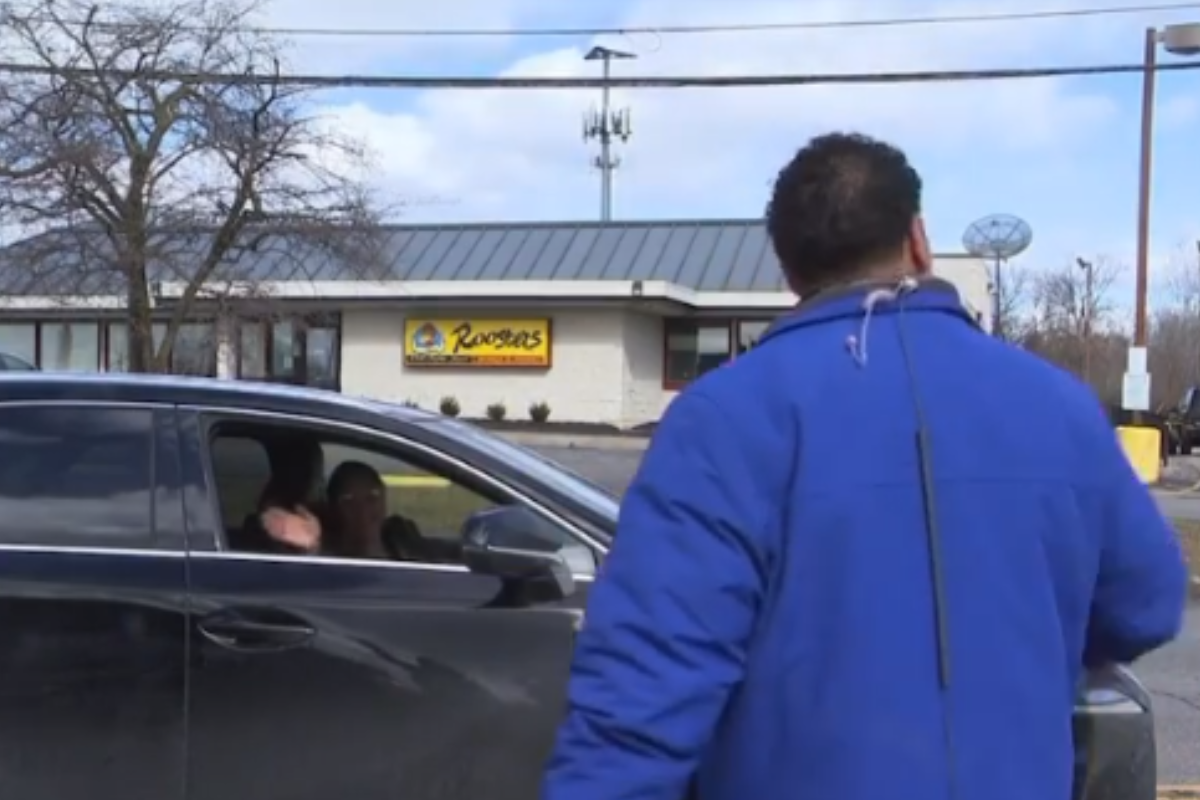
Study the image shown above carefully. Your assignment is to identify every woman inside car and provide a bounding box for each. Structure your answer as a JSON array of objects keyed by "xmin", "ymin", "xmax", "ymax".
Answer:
[
  {"xmin": 323, "ymin": 460, "xmax": 462, "ymax": 563},
  {"xmin": 323, "ymin": 460, "xmax": 391, "ymax": 559}
]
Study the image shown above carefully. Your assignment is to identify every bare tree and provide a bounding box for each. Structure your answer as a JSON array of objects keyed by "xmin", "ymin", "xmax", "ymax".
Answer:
[
  {"xmin": 0, "ymin": 0, "xmax": 386, "ymax": 371},
  {"xmin": 1150, "ymin": 246, "xmax": 1200, "ymax": 410},
  {"xmin": 1148, "ymin": 309, "xmax": 1200, "ymax": 411},
  {"xmin": 1021, "ymin": 258, "xmax": 1123, "ymax": 396},
  {"xmin": 995, "ymin": 261, "xmax": 1032, "ymax": 342}
]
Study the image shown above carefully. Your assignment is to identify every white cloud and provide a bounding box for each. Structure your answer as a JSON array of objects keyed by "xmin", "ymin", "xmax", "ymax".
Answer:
[
  {"xmin": 287, "ymin": 0, "xmax": 1161, "ymax": 225},
  {"xmin": 61, "ymin": 0, "xmax": 1198, "ymax": 249}
]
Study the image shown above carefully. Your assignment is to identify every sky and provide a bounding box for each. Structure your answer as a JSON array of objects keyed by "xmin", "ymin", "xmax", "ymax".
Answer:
[{"xmin": 102, "ymin": 0, "xmax": 1200, "ymax": 302}]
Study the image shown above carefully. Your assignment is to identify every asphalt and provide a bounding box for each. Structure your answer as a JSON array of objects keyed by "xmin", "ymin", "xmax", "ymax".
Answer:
[{"xmin": 531, "ymin": 444, "xmax": 1200, "ymax": 784}]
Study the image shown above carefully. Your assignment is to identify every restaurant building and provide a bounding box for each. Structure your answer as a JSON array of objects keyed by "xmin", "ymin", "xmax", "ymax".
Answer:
[{"xmin": 0, "ymin": 219, "xmax": 991, "ymax": 427}]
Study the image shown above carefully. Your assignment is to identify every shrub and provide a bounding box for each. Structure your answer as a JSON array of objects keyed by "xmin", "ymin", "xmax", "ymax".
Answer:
[
  {"xmin": 439, "ymin": 396, "xmax": 460, "ymax": 417},
  {"xmin": 401, "ymin": 398, "xmax": 420, "ymax": 409},
  {"xmin": 529, "ymin": 401, "xmax": 551, "ymax": 423},
  {"xmin": 486, "ymin": 402, "xmax": 507, "ymax": 421}
]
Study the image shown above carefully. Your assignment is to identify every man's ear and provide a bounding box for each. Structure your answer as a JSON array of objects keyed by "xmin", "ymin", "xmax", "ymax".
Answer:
[{"xmin": 908, "ymin": 216, "xmax": 934, "ymax": 276}]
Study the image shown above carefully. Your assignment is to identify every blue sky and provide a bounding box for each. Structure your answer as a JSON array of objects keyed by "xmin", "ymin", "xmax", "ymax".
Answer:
[{"xmin": 259, "ymin": 0, "xmax": 1200, "ymax": 302}]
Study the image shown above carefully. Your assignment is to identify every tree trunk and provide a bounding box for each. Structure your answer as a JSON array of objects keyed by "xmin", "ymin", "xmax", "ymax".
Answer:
[{"xmin": 125, "ymin": 262, "xmax": 158, "ymax": 373}]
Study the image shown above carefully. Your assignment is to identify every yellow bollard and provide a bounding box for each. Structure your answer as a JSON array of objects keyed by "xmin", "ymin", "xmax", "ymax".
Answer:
[{"xmin": 1116, "ymin": 425, "xmax": 1162, "ymax": 484}]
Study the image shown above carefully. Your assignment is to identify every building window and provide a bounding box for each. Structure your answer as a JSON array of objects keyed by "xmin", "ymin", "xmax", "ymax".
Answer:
[
  {"xmin": 664, "ymin": 321, "xmax": 732, "ymax": 388},
  {"xmin": 663, "ymin": 317, "xmax": 774, "ymax": 389},
  {"xmin": 236, "ymin": 314, "xmax": 340, "ymax": 389},
  {"xmin": 41, "ymin": 322, "xmax": 100, "ymax": 371},
  {"xmin": 737, "ymin": 320, "xmax": 769, "ymax": 354},
  {"xmin": 238, "ymin": 323, "xmax": 267, "ymax": 379},
  {"xmin": 106, "ymin": 324, "xmax": 131, "ymax": 371},
  {"xmin": 159, "ymin": 322, "xmax": 217, "ymax": 376},
  {"xmin": 0, "ymin": 323, "xmax": 36, "ymax": 365},
  {"xmin": 105, "ymin": 321, "xmax": 216, "ymax": 375}
]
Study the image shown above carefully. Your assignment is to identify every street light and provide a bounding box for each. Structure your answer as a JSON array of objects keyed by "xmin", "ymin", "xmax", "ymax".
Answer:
[
  {"xmin": 1134, "ymin": 23, "xmax": 1200, "ymax": 346},
  {"xmin": 1129, "ymin": 22, "xmax": 1200, "ymax": 419},
  {"xmin": 1077, "ymin": 257, "xmax": 1094, "ymax": 383}
]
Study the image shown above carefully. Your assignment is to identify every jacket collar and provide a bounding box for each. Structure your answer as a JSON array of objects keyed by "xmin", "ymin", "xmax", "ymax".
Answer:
[{"xmin": 758, "ymin": 276, "xmax": 980, "ymax": 346}]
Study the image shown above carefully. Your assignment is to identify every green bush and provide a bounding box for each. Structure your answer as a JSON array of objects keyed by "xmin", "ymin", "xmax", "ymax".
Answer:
[
  {"xmin": 529, "ymin": 401, "xmax": 551, "ymax": 423},
  {"xmin": 486, "ymin": 402, "xmax": 507, "ymax": 421},
  {"xmin": 439, "ymin": 396, "xmax": 461, "ymax": 417},
  {"xmin": 401, "ymin": 398, "xmax": 420, "ymax": 409}
]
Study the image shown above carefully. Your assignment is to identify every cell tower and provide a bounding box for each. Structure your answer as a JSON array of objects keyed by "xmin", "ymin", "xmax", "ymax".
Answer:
[{"xmin": 582, "ymin": 46, "xmax": 635, "ymax": 222}]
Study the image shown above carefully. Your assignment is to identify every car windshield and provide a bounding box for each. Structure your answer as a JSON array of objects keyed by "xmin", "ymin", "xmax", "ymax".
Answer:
[
  {"xmin": 422, "ymin": 418, "xmax": 619, "ymax": 522},
  {"xmin": 0, "ymin": 353, "xmax": 36, "ymax": 371}
]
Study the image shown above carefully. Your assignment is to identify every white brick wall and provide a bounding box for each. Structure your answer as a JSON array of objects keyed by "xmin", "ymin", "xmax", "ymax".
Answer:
[
  {"xmin": 933, "ymin": 256, "xmax": 993, "ymax": 332},
  {"xmin": 341, "ymin": 307, "xmax": 647, "ymax": 426}
]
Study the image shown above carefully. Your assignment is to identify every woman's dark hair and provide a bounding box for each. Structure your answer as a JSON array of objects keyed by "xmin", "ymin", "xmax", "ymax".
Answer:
[
  {"xmin": 765, "ymin": 132, "xmax": 922, "ymax": 293},
  {"xmin": 326, "ymin": 460, "xmax": 384, "ymax": 504},
  {"xmin": 257, "ymin": 434, "xmax": 324, "ymax": 512}
]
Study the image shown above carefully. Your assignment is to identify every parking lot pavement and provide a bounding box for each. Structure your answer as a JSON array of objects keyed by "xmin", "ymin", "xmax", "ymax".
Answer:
[
  {"xmin": 534, "ymin": 445, "xmax": 1200, "ymax": 784},
  {"xmin": 535, "ymin": 445, "xmax": 643, "ymax": 495}
]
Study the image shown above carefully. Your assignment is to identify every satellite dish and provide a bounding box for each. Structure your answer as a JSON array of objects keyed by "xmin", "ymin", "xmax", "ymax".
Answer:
[
  {"xmin": 962, "ymin": 214, "xmax": 1032, "ymax": 338},
  {"xmin": 962, "ymin": 213, "xmax": 1032, "ymax": 261}
]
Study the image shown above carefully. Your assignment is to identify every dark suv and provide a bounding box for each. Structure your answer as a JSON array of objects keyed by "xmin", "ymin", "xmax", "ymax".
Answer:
[{"xmin": 0, "ymin": 374, "xmax": 1155, "ymax": 800}]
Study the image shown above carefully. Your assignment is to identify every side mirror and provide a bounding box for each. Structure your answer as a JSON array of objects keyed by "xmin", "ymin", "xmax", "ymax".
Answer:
[
  {"xmin": 459, "ymin": 506, "xmax": 575, "ymax": 601},
  {"xmin": 1071, "ymin": 665, "xmax": 1154, "ymax": 800}
]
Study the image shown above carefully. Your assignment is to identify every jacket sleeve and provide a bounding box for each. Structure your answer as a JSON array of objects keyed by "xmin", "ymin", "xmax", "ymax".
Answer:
[
  {"xmin": 1084, "ymin": 426, "xmax": 1188, "ymax": 666},
  {"xmin": 542, "ymin": 389, "xmax": 775, "ymax": 800}
]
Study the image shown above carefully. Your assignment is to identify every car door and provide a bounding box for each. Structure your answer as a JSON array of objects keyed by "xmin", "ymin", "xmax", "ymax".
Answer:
[
  {"xmin": 179, "ymin": 409, "xmax": 596, "ymax": 800},
  {"xmin": 0, "ymin": 402, "xmax": 189, "ymax": 800}
]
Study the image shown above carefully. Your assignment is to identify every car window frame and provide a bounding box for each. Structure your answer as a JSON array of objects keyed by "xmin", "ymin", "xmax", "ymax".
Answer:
[
  {"xmin": 0, "ymin": 399, "xmax": 183, "ymax": 553},
  {"xmin": 186, "ymin": 406, "xmax": 601, "ymax": 577}
]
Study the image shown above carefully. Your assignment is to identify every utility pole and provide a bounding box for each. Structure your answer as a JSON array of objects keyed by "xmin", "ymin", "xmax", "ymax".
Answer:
[
  {"xmin": 1077, "ymin": 257, "xmax": 1094, "ymax": 383},
  {"xmin": 582, "ymin": 46, "xmax": 635, "ymax": 221}
]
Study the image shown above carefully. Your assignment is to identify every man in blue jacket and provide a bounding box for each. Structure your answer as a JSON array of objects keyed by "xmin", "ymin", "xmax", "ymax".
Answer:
[{"xmin": 542, "ymin": 132, "xmax": 1188, "ymax": 800}]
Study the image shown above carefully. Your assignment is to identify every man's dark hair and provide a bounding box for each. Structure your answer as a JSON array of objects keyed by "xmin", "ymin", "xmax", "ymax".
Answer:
[{"xmin": 765, "ymin": 132, "xmax": 922, "ymax": 293}]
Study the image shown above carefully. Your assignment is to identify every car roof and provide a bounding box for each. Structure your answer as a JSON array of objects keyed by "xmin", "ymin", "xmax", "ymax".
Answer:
[{"xmin": 0, "ymin": 373, "xmax": 438, "ymax": 429}]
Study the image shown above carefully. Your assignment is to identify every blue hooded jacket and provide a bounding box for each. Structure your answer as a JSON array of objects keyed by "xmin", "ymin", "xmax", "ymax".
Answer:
[{"xmin": 543, "ymin": 279, "xmax": 1187, "ymax": 800}]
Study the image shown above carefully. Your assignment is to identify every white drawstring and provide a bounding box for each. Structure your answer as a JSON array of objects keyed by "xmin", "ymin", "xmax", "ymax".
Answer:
[{"xmin": 846, "ymin": 276, "xmax": 919, "ymax": 367}]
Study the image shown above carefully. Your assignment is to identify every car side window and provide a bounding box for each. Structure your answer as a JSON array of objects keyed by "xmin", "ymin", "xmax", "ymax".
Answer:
[
  {"xmin": 321, "ymin": 442, "xmax": 495, "ymax": 541},
  {"xmin": 206, "ymin": 421, "xmax": 595, "ymax": 572},
  {"xmin": 0, "ymin": 406, "xmax": 154, "ymax": 544},
  {"xmin": 210, "ymin": 436, "xmax": 272, "ymax": 530}
]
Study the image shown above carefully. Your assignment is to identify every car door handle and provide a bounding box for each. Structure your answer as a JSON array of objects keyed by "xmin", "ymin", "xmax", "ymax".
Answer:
[{"xmin": 198, "ymin": 614, "xmax": 315, "ymax": 652}]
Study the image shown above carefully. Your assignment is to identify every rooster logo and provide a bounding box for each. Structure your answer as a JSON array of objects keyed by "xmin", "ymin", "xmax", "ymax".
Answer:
[{"xmin": 411, "ymin": 323, "xmax": 445, "ymax": 354}]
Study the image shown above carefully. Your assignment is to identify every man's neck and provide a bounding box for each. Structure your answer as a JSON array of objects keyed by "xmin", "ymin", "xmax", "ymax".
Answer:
[{"xmin": 800, "ymin": 266, "xmax": 921, "ymax": 302}]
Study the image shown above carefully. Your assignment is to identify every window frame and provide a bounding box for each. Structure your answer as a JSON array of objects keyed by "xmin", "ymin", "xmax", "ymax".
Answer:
[
  {"xmin": 234, "ymin": 313, "xmax": 342, "ymax": 390},
  {"xmin": 0, "ymin": 400, "xmax": 165, "ymax": 549},
  {"xmin": 661, "ymin": 316, "xmax": 773, "ymax": 390},
  {"xmin": 0, "ymin": 319, "xmax": 104, "ymax": 371},
  {"xmin": 38, "ymin": 320, "xmax": 103, "ymax": 372},
  {"xmin": 187, "ymin": 408, "xmax": 600, "ymax": 577}
]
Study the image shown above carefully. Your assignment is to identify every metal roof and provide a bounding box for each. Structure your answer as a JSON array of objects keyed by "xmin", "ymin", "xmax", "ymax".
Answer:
[{"xmin": 0, "ymin": 219, "xmax": 791, "ymax": 295}]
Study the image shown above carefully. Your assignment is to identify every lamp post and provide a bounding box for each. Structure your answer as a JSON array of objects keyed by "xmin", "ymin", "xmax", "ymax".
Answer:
[
  {"xmin": 1077, "ymin": 257, "xmax": 1094, "ymax": 383},
  {"xmin": 1129, "ymin": 23, "xmax": 1200, "ymax": 417}
]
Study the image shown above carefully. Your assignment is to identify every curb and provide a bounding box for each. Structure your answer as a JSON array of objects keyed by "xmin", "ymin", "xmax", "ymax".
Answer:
[
  {"xmin": 498, "ymin": 431, "xmax": 650, "ymax": 451},
  {"xmin": 1158, "ymin": 787, "xmax": 1200, "ymax": 798}
]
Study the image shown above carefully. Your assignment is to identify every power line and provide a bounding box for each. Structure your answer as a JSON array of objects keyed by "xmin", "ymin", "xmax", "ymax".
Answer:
[
  {"xmin": 0, "ymin": 58, "xmax": 1195, "ymax": 89},
  {"xmin": 6, "ymin": 1, "xmax": 1200, "ymax": 39}
]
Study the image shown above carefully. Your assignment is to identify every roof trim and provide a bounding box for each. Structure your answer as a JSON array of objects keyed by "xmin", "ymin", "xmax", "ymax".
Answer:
[
  {"xmin": 163, "ymin": 279, "xmax": 798, "ymax": 308},
  {"xmin": 0, "ymin": 280, "xmax": 799, "ymax": 311}
]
